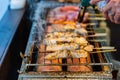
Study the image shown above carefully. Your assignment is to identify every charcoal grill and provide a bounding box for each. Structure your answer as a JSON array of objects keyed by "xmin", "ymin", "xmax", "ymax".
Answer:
[{"xmin": 18, "ymin": 1, "xmax": 116, "ymax": 80}]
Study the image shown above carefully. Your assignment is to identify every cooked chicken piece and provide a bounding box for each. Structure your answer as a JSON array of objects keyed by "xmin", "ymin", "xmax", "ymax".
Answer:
[
  {"xmin": 45, "ymin": 33, "xmax": 54, "ymax": 38},
  {"xmin": 74, "ymin": 37, "xmax": 88, "ymax": 46},
  {"xmin": 43, "ymin": 39, "xmax": 57, "ymax": 46},
  {"xmin": 45, "ymin": 50, "xmax": 69, "ymax": 59},
  {"xmin": 70, "ymin": 43, "xmax": 79, "ymax": 50},
  {"xmin": 63, "ymin": 21, "xmax": 77, "ymax": 26},
  {"xmin": 45, "ymin": 31, "xmax": 79, "ymax": 39},
  {"xmin": 64, "ymin": 24, "xmax": 75, "ymax": 30},
  {"xmin": 84, "ymin": 45, "xmax": 94, "ymax": 52},
  {"xmin": 56, "ymin": 50, "xmax": 69, "ymax": 58},
  {"xmin": 54, "ymin": 32, "xmax": 65, "ymax": 37},
  {"xmin": 46, "ymin": 43, "xmax": 79, "ymax": 51},
  {"xmin": 46, "ymin": 45, "xmax": 61, "ymax": 51},
  {"xmin": 45, "ymin": 32, "xmax": 64, "ymax": 38},
  {"xmin": 70, "ymin": 50, "xmax": 88, "ymax": 58},
  {"xmin": 45, "ymin": 48, "xmax": 88, "ymax": 60},
  {"xmin": 47, "ymin": 37, "xmax": 74, "ymax": 43},
  {"xmin": 45, "ymin": 48, "xmax": 90, "ymax": 59},
  {"xmin": 63, "ymin": 32, "xmax": 78, "ymax": 37}
]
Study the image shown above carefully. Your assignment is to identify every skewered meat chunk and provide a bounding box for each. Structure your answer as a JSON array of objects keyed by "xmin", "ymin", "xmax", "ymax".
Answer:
[
  {"xmin": 38, "ymin": 43, "xmax": 62, "ymax": 72},
  {"xmin": 84, "ymin": 45, "xmax": 94, "ymax": 52},
  {"xmin": 74, "ymin": 37, "xmax": 88, "ymax": 46},
  {"xmin": 45, "ymin": 49, "xmax": 88, "ymax": 60},
  {"xmin": 70, "ymin": 50, "xmax": 88, "ymax": 58},
  {"xmin": 45, "ymin": 50, "xmax": 69, "ymax": 59},
  {"xmin": 44, "ymin": 37, "xmax": 74, "ymax": 45},
  {"xmin": 45, "ymin": 32, "xmax": 78, "ymax": 39},
  {"xmin": 56, "ymin": 50, "xmax": 69, "ymax": 58},
  {"xmin": 46, "ymin": 43, "xmax": 79, "ymax": 51},
  {"xmin": 63, "ymin": 24, "xmax": 76, "ymax": 30}
]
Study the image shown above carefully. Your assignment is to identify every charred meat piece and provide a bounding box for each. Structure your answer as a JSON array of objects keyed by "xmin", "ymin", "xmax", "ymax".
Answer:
[{"xmin": 74, "ymin": 37, "xmax": 88, "ymax": 46}]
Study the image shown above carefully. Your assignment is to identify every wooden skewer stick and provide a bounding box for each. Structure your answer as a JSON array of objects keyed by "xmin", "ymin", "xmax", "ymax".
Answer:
[
  {"xmin": 87, "ymin": 33, "xmax": 107, "ymax": 37},
  {"xmin": 45, "ymin": 33, "xmax": 107, "ymax": 39},
  {"xmin": 87, "ymin": 23, "xmax": 98, "ymax": 26},
  {"xmin": 89, "ymin": 14, "xmax": 103, "ymax": 17},
  {"xmin": 94, "ymin": 46, "xmax": 115, "ymax": 50},
  {"xmin": 39, "ymin": 47, "xmax": 116, "ymax": 53},
  {"xmin": 88, "ymin": 17, "xmax": 106, "ymax": 21},
  {"xmin": 90, "ymin": 49, "xmax": 117, "ymax": 53},
  {"xmin": 44, "ymin": 39, "xmax": 107, "ymax": 45},
  {"xmin": 46, "ymin": 29, "xmax": 95, "ymax": 34},
  {"xmin": 88, "ymin": 39, "xmax": 107, "ymax": 42}
]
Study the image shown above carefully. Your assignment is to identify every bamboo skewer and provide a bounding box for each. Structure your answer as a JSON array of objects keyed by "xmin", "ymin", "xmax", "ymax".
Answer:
[
  {"xmin": 45, "ymin": 33, "xmax": 107, "ymax": 39},
  {"xmin": 88, "ymin": 39, "xmax": 107, "ymax": 42},
  {"xmin": 46, "ymin": 30, "xmax": 95, "ymax": 34},
  {"xmin": 88, "ymin": 17, "xmax": 106, "ymax": 21},
  {"xmin": 94, "ymin": 46, "xmax": 115, "ymax": 50},
  {"xmin": 89, "ymin": 14, "xmax": 103, "ymax": 17},
  {"xmin": 87, "ymin": 33, "xmax": 107, "ymax": 37},
  {"xmin": 44, "ymin": 37, "xmax": 107, "ymax": 45},
  {"xmin": 39, "ymin": 47, "xmax": 116, "ymax": 53},
  {"xmin": 90, "ymin": 49, "xmax": 117, "ymax": 53},
  {"xmin": 87, "ymin": 23, "xmax": 98, "ymax": 26}
]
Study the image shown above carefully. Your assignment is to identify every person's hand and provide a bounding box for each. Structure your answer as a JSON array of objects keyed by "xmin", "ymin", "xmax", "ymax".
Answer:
[
  {"xmin": 102, "ymin": 0, "xmax": 120, "ymax": 24},
  {"xmin": 90, "ymin": 0, "xmax": 120, "ymax": 24},
  {"xmin": 90, "ymin": 0, "xmax": 103, "ymax": 5}
]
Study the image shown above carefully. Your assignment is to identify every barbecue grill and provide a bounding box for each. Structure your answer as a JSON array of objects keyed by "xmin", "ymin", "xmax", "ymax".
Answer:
[{"xmin": 18, "ymin": 1, "xmax": 117, "ymax": 80}]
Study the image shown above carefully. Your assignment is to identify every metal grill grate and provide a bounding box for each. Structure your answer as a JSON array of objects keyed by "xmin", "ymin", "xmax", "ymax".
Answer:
[{"xmin": 18, "ymin": 1, "xmax": 115, "ymax": 80}]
